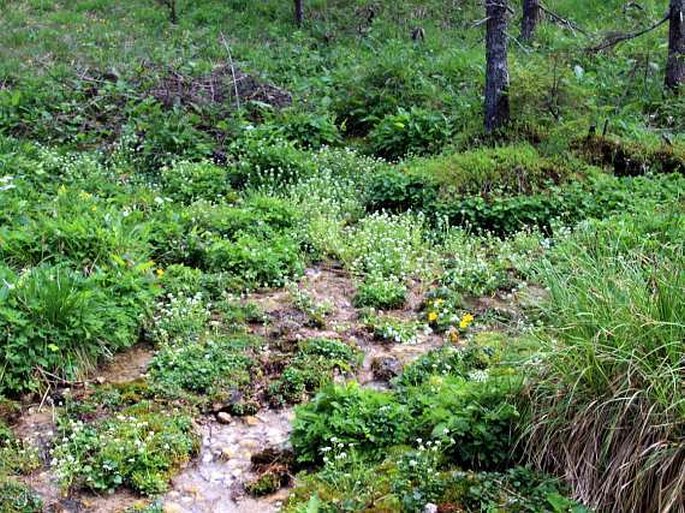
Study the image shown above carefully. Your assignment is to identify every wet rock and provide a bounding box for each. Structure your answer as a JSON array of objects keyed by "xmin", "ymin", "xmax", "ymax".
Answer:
[
  {"xmin": 216, "ymin": 412, "xmax": 233, "ymax": 424},
  {"xmin": 218, "ymin": 447, "xmax": 234, "ymax": 460},
  {"xmin": 251, "ymin": 446, "xmax": 295, "ymax": 467},
  {"xmin": 371, "ymin": 356, "xmax": 403, "ymax": 381}
]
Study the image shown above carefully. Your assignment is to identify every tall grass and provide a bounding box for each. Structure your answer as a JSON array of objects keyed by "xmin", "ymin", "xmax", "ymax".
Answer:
[{"xmin": 524, "ymin": 206, "xmax": 685, "ymax": 513}]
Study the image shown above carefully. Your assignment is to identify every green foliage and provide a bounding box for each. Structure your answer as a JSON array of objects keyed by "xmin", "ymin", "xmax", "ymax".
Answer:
[
  {"xmin": 353, "ymin": 276, "xmax": 407, "ymax": 310},
  {"xmin": 525, "ymin": 205, "xmax": 684, "ymax": 513},
  {"xmin": 368, "ymin": 107, "xmax": 452, "ymax": 160},
  {"xmin": 269, "ymin": 339, "xmax": 362, "ymax": 406},
  {"xmin": 158, "ymin": 161, "xmax": 237, "ymax": 204},
  {"xmin": 149, "ymin": 291, "xmax": 210, "ymax": 345},
  {"xmin": 361, "ymin": 311, "xmax": 422, "ymax": 345},
  {"xmin": 363, "ymin": 168, "xmax": 437, "ymax": 214},
  {"xmin": 0, "ymin": 428, "xmax": 40, "ymax": 476},
  {"xmin": 52, "ymin": 402, "xmax": 198, "ymax": 495},
  {"xmin": 394, "ymin": 341, "xmax": 501, "ymax": 389},
  {"xmin": 204, "ymin": 233, "xmax": 303, "ymax": 288},
  {"xmin": 272, "ymin": 109, "xmax": 342, "ymax": 149},
  {"xmin": 444, "ymin": 467, "xmax": 590, "ymax": 513},
  {"xmin": 148, "ymin": 335, "xmax": 256, "ymax": 402},
  {"xmin": 411, "ymin": 144, "xmax": 576, "ymax": 198},
  {"xmin": 292, "ymin": 382, "xmax": 413, "ymax": 465},
  {"xmin": 0, "ymin": 265, "xmax": 155, "ymax": 394},
  {"xmin": 0, "ymin": 480, "xmax": 43, "ymax": 513}
]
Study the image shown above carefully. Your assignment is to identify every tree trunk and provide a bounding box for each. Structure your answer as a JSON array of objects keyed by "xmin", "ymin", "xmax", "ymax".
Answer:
[
  {"xmin": 665, "ymin": 0, "xmax": 685, "ymax": 91},
  {"xmin": 485, "ymin": 0, "xmax": 510, "ymax": 133},
  {"xmin": 294, "ymin": 0, "xmax": 304, "ymax": 27},
  {"xmin": 521, "ymin": 0, "xmax": 540, "ymax": 41}
]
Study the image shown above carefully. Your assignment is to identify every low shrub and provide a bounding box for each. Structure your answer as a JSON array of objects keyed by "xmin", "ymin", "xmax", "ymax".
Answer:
[
  {"xmin": 203, "ymin": 233, "xmax": 304, "ymax": 288},
  {"xmin": 353, "ymin": 276, "xmax": 407, "ymax": 310},
  {"xmin": 368, "ymin": 107, "xmax": 452, "ymax": 160},
  {"xmin": 148, "ymin": 335, "xmax": 256, "ymax": 402},
  {"xmin": 268, "ymin": 339, "xmax": 362, "ymax": 406},
  {"xmin": 292, "ymin": 382, "xmax": 413, "ymax": 464},
  {"xmin": 52, "ymin": 402, "xmax": 199, "ymax": 496},
  {"xmin": 0, "ymin": 480, "xmax": 43, "ymax": 513},
  {"xmin": 158, "ymin": 161, "xmax": 237, "ymax": 204}
]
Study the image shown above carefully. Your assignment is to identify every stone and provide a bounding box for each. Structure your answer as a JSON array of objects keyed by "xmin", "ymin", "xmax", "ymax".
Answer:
[
  {"xmin": 163, "ymin": 503, "xmax": 183, "ymax": 513},
  {"xmin": 216, "ymin": 412, "xmax": 233, "ymax": 424},
  {"xmin": 218, "ymin": 448, "xmax": 234, "ymax": 461},
  {"xmin": 371, "ymin": 356, "xmax": 403, "ymax": 381},
  {"xmin": 244, "ymin": 416, "xmax": 259, "ymax": 426}
]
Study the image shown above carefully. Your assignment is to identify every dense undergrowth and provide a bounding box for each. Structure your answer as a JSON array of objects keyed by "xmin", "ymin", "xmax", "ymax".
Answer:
[{"xmin": 1, "ymin": 0, "xmax": 683, "ymax": 512}]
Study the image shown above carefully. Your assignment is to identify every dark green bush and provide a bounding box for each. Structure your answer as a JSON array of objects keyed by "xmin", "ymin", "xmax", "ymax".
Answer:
[
  {"xmin": 292, "ymin": 382, "xmax": 413, "ymax": 464},
  {"xmin": 149, "ymin": 335, "xmax": 256, "ymax": 400},
  {"xmin": 368, "ymin": 107, "xmax": 452, "ymax": 160}
]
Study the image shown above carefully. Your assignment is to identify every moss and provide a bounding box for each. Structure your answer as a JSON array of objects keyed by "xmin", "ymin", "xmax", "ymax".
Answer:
[
  {"xmin": 245, "ymin": 471, "xmax": 285, "ymax": 497},
  {"xmin": 403, "ymin": 143, "xmax": 580, "ymax": 198},
  {"xmin": 575, "ymin": 136, "xmax": 685, "ymax": 176}
]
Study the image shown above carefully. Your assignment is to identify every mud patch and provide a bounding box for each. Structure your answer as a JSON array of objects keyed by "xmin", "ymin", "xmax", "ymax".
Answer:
[{"xmin": 96, "ymin": 344, "xmax": 154, "ymax": 385}]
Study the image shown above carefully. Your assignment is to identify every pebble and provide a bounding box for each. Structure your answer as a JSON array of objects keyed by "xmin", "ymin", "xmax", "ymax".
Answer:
[
  {"xmin": 163, "ymin": 503, "xmax": 183, "ymax": 513},
  {"xmin": 244, "ymin": 416, "xmax": 259, "ymax": 426},
  {"xmin": 216, "ymin": 412, "xmax": 233, "ymax": 424}
]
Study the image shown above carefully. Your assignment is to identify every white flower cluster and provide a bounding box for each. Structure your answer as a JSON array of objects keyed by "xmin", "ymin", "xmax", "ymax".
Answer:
[{"xmin": 151, "ymin": 292, "xmax": 210, "ymax": 345}]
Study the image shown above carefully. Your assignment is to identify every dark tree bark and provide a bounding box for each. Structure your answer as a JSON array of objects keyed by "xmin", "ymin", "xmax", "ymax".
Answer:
[
  {"xmin": 665, "ymin": 0, "xmax": 684, "ymax": 91},
  {"xmin": 521, "ymin": 0, "xmax": 540, "ymax": 41},
  {"xmin": 294, "ymin": 0, "xmax": 304, "ymax": 27},
  {"xmin": 485, "ymin": 0, "xmax": 510, "ymax": 133}
]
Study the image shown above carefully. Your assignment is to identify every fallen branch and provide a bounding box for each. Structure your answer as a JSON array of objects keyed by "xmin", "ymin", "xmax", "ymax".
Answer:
[
  {"xmin": 587, "ymin": 14, "xmax": 669, "ymax": 52},
  {"xmin": 539, "ymin": 2, "xmax": 590, "ymax": 37},
  {"xmin": 220, "ymin": 32, "xmax": 241, "ymax": 110}
]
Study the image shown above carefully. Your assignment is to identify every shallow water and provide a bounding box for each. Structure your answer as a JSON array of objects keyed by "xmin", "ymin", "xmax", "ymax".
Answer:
[{"xmin": 162, "ymin": 409, "xmax": 295, "ymax": 513}]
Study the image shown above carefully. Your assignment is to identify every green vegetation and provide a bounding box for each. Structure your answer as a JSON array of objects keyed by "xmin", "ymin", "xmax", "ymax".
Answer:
[
  {"xmin": 0, "ymin": 0, "xmax": 683, "ymax": 511},
  {"xmin": 53, "ymin": 402, "xmax": 199, "ymax": 495}
]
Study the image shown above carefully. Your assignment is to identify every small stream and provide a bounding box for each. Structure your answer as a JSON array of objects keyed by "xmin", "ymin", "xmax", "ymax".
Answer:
[
  {"xmin": 162, "ymin": 409, "xmax": 294, "ymax": 513},
  {"xmin": 11, "ymin": 267, "xmax": 452, "ymax": 512}
]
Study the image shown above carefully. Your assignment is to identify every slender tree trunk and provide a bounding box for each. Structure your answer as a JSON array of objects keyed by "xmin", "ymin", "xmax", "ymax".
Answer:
[
  {"xmin": 665, "ymin": 0, "xmax": 684, "ymax": 91},
  {"xmin": 294, "ymin": 0, "xmax": 304, "ymax": 27},
  {"xmin": 169, "ymin": 0, "xmax": 177, "ymax": 24},
  {"xmin": 521, "ymin": 0, "xmax": 540, "ymax": 41},
  {"xmin": 485, "ymin": 0, "xmax": 510, "ymax": 133}
]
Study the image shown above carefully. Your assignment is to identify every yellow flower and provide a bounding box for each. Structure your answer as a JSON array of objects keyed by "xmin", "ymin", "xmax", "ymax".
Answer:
[
  {"xmin": 459, "ymin": 313, "xmax": 475, "ymax": 329},
  {"xmin": 427, "ymin": 311, "xmax": 438, "ymax": 322},
  {"xmin": 156, "ymin": 268, "xmax": 165, "ymax": 278}
]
